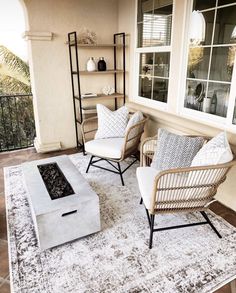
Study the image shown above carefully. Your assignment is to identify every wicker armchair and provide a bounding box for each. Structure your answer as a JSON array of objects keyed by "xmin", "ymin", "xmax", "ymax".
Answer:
[
  {"xmin": 138, "ymin": 135, "xmax": 236, "ymax": 249},
  {"xmin": 81, "ymin": 114, "xmax": 148, "ymax": 185}
]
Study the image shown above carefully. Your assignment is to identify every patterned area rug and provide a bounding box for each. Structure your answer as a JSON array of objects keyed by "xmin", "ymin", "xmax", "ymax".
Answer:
[{"xmin": 4, "ymin": 153, "xmax": 236, "ymax": 293}]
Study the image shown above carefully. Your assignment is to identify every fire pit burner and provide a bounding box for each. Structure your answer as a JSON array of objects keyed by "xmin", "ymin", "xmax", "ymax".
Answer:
[{"xmin": 37, "ymin": 162, "xmax": 74, "ymax": 200}]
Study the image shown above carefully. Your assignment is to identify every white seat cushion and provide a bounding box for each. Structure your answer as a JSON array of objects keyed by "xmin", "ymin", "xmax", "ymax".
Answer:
[
  {"xmin": 85, "ymin": 138, "xmax": 125, "ymax": 159},
  {"xmin": 136, "ymin": 167, "xmax": 160, "ymax": 209},
  {"xmin": 137, "ymin": 167, "xmax": 189, "ymax": 210}
]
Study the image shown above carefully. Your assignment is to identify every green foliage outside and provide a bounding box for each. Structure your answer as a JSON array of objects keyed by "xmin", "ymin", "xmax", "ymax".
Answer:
[{"xmin": 0, "ymin": 45, "xmax": 35, "ymax": 151}]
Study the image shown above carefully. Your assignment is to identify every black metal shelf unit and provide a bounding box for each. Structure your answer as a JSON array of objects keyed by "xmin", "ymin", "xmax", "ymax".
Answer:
[{"xmin": 67, "ymin": 31, "xmax": 126, "ymax": 153}]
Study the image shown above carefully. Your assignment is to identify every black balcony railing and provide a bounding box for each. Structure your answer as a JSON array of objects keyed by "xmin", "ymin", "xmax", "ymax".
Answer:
[{"xmin": 0, "ymin": 94, "xmax": 36, "ymax": 152}]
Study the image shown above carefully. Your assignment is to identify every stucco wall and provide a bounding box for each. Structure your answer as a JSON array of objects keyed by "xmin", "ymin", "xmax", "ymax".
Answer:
[
  {"xmin": 118, "ymin": 0, "xmax": 236, "ymax": 211},
  {"xmin": 23, "ymin": 0, "xmax": 119, "ymax": 151}
]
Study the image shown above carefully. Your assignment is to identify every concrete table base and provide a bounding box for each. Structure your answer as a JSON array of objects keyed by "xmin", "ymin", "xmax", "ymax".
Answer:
[{"xmin": 22, "ymin": 155, "xmax": 101, "ymax": 250}]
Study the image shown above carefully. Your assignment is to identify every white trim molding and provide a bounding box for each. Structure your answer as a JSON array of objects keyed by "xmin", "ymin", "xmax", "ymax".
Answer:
[
  {"xmin": 22, "ymin": 31, "xmax": 53, "ymax": 41},
  {"xmin": 34, "ymin": 138, "xmax": 61, "ymax": 153}
]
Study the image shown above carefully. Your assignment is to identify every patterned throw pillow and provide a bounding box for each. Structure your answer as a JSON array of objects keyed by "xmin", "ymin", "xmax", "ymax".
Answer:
[
  {"xmin": 95, "ymin": 104, "xmax": 129, "ymax": 139},
  {"xmin": 191, "ymin": 131, "xmax": 233, "ymax": 166},
  {"xmin": 151, "ymin": 128, "xmax": 205, "ymax": 170}
]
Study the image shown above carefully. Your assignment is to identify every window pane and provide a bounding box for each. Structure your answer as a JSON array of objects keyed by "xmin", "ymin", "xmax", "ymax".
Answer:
[
  {"xmin": 204, "ymin": 10, "xmax": 216, "ymax": 45},
  {"xmin": 154, "ymin": 52, "xmax": 170, "ymax": 77},
  {"xmin": 137, "ymin": 22, "xmax": 153, "ymax": 47},
  {"xmin": 218, "ymin": 0, "xmax": 236, "ymax": 6},
  {"xmin": 207, "ymin": 82, "xmax": 230, "ymax": 117},
  {"xmin": 138, "ymin": 0, "xmax": 173, "ymax": 47},
  {"xmin": 139, "ymin": 53, "xmax": 154, "ymax": 76},
  {"xmin": 153, "ymin": 0, "xmax": 173, "ymax": 46},
  {"xmin": 187, "ymin": 47, "xmax": 210, "ymax": 79},
  {"xmin": 139, "ymin": 76, "xmax": 152, "ymax": 99},
  {"xmin": 214, "ymin": 5, "xmax": 236, "ymax": 44},
  {"xmin": 193, "ymin": 0, "xmax": 216, "ymax": 10},
  {"xmin": 184, "ymin": 80, "xmax": 207, "ymax": 111},
  {"xmin": 209, "ymin": 47, "xmax": 236, "ymax": 82},
  {"xmin": 233, "ymin": 101, "xmax": 236, "ymax": 124},
  {"xmin": 137, "ymin": 0, "xmax": 153, "ymax": 23},
  {"xmin": 153, "ymin": 78, "xmax": 168, "ymax": 102},
  {"xmin": 137, "ymin": 0, "xmax": 171, "ymax": 104},
  {"xmin": 189, "ymin": 10, "xmax": 214, "ymax": 46},
  {"xmin": 185, "ymin": 0, "xmax": 236, "ymax": 120}
]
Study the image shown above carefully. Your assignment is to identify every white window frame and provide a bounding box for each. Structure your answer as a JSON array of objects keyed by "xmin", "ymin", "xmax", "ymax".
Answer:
[
  {"xmin": 178, "ymin": 0, "xmax": 236, "ymax": 132},
  {"xmin": 132, "ymin": 0, "xmax": 175, "ymax": 111}
]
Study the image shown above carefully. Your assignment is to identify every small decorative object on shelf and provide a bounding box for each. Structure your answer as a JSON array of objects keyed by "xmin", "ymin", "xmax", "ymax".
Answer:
[
  {"xmin": 77, "ymin": 27, "xmax": 97, "ymax": 44},
  {"xmin": 98, "ymin": 57, "xmax": 107, "ymax": 71},
  {"xmin": 102, "ymin": 85, "xmax": 115, "ymax": 95},
  {"xmin": 87, "ymin": 57, "xmax": 96, "ymax": 72},
  {"xmin": 210, "ymin": 91, "xmax": 217, "ymax": 114},
  {"xmin": 81, "ymin": 93, "xmax": 97, "ymax": 98}
]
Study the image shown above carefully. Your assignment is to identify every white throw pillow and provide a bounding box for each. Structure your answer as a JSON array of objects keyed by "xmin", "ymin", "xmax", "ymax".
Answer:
[
  {"xmin": 126, "ymin": 111, "xmax": 143, "ymax": 131},
  {"xmin": 125, "ymin": 111, "xmax": 144, "ymax": 138},
  {"xmin": 95, "ymin": 104, "xmax": 129, "ymax": 139},
  {"xmin": 191, "ymin": 131, "xmax": 233, "ymax": 166},
  {"xmin": 186, "ymin": 132, "xmax": 233, "ymax": 193}
]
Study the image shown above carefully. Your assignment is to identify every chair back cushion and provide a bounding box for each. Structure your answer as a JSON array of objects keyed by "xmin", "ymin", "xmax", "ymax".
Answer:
[
  {"xmin": 151, "ymin": 128, "xmax": 204, "ymax": 170},
  {"xmin": 125, "ymin": 111, "xmax": 144, "ymax": 139},
  {"xmin": 95, "ymin": 104, "xmax": 129, "ymax": 139},
  {"xmin": 126, "ymin": 111, "xmax": 143, "ymax": 131}
]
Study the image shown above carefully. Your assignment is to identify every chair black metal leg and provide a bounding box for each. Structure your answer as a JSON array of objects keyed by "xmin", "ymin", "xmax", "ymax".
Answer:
[
  {"xmin": 117, "ymin": 162, "xmax": 124, "ymax": 186},
  {"xmin": 86, "ymin": 155, "xmax": 94, "ymax": 173},
  {"xmin": 140, "ymin": 197, "xmax": 143, "ymax": 204},
  {"xmin": 145, "ymin": 208, "xmax": 151, "ymax": 228},
  {"xmin": 149, "ymin": 214, "xmax": 155, "ymax": 249},
  {"xmin": 200, "ymin": 211, "xmax": 222, "ymax": 239},
  {"xmin": 82, "ymin": 145, "xmax": 86, "ymax": 156}
]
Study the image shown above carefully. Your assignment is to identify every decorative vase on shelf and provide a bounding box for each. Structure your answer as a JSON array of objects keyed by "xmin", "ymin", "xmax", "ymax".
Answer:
[
  {"xmin": 98, "ymin": 57, "xmax": 107, "ymax": 71},
  {"xmin": 86, "ymin": 57, "xmax": 96, "ymax": 72}
]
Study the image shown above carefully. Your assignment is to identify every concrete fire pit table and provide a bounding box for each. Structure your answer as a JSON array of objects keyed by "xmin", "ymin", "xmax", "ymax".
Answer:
[{"xmin": 22, "ymin": 155, "xmax": 101, "ymax": 250}]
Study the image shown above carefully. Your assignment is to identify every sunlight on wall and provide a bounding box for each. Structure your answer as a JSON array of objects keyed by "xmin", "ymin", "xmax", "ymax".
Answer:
[{"xmin": 0, "ymin": 0, "xmax": 27, "ymax": 61}]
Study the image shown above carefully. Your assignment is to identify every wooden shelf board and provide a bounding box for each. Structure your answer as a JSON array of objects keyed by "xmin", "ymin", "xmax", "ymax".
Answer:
[
  {"xmin": 67, "ymin": 42, "xmax": 124, "ymax": 48},
  {"xmin": 76, "ymin": 93, "xmax": 124, "ymax": 100},
  {"xmin": 80, "ymin": 69, "xmax": 124, "ymax": 75}
]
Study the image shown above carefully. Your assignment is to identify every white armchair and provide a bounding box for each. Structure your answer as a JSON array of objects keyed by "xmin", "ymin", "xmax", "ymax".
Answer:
[
  {"xmin": 81, "ymin": 114, "xmax": 148, "ymax": 185},
  {"xmin": 137, "ymin": 135, "xmax": 236, "ymax": 249}
]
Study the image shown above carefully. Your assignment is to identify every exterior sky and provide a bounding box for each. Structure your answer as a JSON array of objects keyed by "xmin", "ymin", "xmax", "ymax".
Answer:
[{"xmin": 0, "ymin": 0, "xmax": 28, "ymax": 61}]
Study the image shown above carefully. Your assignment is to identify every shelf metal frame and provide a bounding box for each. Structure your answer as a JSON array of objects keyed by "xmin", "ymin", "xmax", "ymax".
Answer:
[{"xmin": 68, "ymin": 31, "xmax": 126, "ymax": 153}]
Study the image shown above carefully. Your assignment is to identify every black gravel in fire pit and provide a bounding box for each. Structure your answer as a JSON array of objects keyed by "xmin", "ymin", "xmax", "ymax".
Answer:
[{"xmin": 37, "ymin": 162, "xmax": 74, "ymax": 200}]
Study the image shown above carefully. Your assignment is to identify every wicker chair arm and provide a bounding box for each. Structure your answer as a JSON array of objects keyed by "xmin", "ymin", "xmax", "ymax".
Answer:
[
  {"xmin": 148, "ymin": 160, "xmax": 236, "ymax": 214},
  {"xmin": 122, "ymin": 117, "xmax": 148, "ymax": 159},
  {"xmin": 140, "ymin": 135, "xmax": 157, "ymax": 166},
  {"xmin": 81, "ymin": 116, "xmax": 98, "ymax": 143}
]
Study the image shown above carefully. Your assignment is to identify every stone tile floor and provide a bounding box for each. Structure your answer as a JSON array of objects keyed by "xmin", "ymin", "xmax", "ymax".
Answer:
[{"xmin": 0, "ymin": 148, "xmax": 235, "ymax": 293}]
